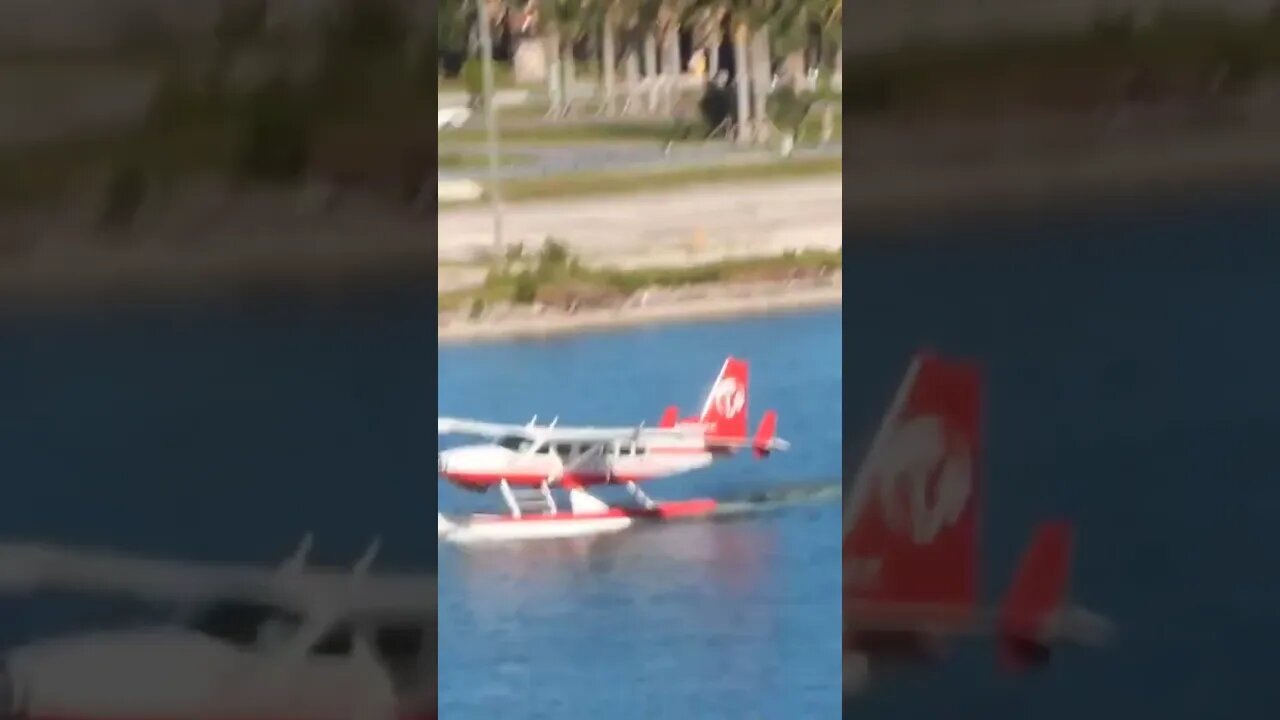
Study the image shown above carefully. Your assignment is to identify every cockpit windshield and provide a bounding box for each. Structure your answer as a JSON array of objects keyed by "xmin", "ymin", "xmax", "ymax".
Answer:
[
  {"xmin": 496, "ymin": 436, "xmax": 532, "ymax": 452},
  {"xmin": 185, "ymin": 599, "xmax": 302, "ymax": 649}
]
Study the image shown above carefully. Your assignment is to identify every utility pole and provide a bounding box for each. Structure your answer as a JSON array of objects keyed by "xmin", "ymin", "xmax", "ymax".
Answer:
[{"xmin": 475, "ymin": 0, "xmax": 505, "ymax": 250}]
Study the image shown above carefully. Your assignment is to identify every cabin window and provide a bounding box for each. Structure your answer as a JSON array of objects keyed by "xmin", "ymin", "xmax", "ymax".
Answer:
[
  {"xmin": 497, "ymin": 436, "xmax": 532, "ymax": 452},
  {"xmin": 311, "ymin": 623, "xmax": 354, "ymax": 656},
  {"xmin": 533, "ymin": 442, "xmax": 551, "ymax": 454},
  {"xmin": 554, "ymin": 443, "xmax": 574, "ymax": 458},
  {"xmin": 375, "ymin": 623, "xmax": 425, "ymax": 665},
  {"xmin": 187, "ymin": 599, "xmax": 301, "ymax": 648},
  {"xmin": 635, "ymin": 444, "xmax": 648, "ymax": 456}
]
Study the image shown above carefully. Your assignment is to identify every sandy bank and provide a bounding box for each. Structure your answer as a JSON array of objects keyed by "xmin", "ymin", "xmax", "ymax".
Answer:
[{"xmin": 438, "ymin": 276, "xmax": 841, "ymax": 344}]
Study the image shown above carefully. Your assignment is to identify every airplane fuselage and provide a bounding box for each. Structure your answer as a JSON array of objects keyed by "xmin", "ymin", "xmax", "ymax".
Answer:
[
  {"xmin": 438, "ymin": 434, "xmax": 723, "ymax": 491},
  {"xmin": 1, "ymin": 628, "xmax": 434, "ymax": 720}
]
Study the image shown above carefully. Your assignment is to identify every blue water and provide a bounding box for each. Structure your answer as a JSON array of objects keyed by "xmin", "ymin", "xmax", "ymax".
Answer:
[
  {"xmin": 438, "ymin": 310, "xmax": 843, "ymax": 719},
  {"xmin": 7, "ymin": 183, "xmax": 1280, "ymax": 719},
  {"xmin": 846, "ymin": 194, "xmax": 1280, "ymax": 718},
  {"xmin": 0, "ymin": 293, "xmax": 436, "ymax": 648}
]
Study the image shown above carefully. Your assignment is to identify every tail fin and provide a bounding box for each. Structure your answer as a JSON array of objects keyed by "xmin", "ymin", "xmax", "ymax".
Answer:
[
  {"xmin": 659, "ymin": 406, "xmax": 679, "ymax": 428},
  {"xmin": 752, "ymin": 410, "xmax": 779, "ymax": 458},
  {"xmin": 998, "ymin": 521, "xmax": 1073, "ymax": 670},
  {"xmin": 844, "ymin": 352, "xmax": 982, "ymax": 622},
  {"xmin": 699, "ymin": 356, "xmax": 749, "ymax": 440}
]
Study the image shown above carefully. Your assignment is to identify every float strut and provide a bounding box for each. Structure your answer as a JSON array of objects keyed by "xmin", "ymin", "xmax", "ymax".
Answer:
[
  {"xmin": 625, "ymin": 481, "xmax": 657, "ymax": 510},
  {"xmin": 499, "ymin": 479, "xmax": 521, "ymax": 518}
]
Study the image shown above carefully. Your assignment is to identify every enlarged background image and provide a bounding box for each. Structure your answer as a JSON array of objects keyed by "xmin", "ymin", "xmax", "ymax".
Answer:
[{"xmin": 0, "ymin": 0, "xmax": 436, "ymax": 716}]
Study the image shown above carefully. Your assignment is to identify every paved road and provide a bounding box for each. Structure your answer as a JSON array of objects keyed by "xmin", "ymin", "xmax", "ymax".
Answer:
[{"xmin": 437, "ymin": 175, "xmax": 842, "ymax": 271}]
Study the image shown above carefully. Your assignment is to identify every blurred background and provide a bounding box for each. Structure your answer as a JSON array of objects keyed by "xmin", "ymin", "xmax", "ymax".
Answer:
[
  {"xmin": 0, "ymin": 0, "xmax": 434, "ymax": 304},
  {"xmin": 847, "ymin": 1, "xmax": 1280, "ymax": 719},
  {"xmin": 0, "ymin": 0, "xmax": 437, "ymax": 708}
]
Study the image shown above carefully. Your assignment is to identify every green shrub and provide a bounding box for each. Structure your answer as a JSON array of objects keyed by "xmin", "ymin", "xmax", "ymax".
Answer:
[
  {"xmin": 99, "ymin": 163, "xmax": 148, "ymax": 232},
  {"xmin": 237, "ymin": 78, "xmax": 313, "ymax": 182},
  {"xmin": 697, "ymin": 82, "xmax": 736, "ymax": 134},
  {"xmin": 462, "ymin": 58, "xmax": 484, "ymax": 108},
  {"xmin": 512, "ymin": 271, "xmax": 539, "ymax": 304},
  {"xmin": 843, "ymin": 70, "xmax": 894, "ymax": 115},
  {"xmin": 538, "ymin": 239, "xmax": 571, "ymax": 274},
  {"xmin": 767, "ymin": 86, "xmax": 814, "ymax": 134}
]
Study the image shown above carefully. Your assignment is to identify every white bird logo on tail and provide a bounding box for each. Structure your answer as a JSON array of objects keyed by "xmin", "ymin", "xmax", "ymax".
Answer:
[
  {"xmin": 711, "ymin": 377, "xmax": 746, "ymax": 419},
  {"xmin": 872, "ymin": 415, "xmax": 972, "ymax": 545}
]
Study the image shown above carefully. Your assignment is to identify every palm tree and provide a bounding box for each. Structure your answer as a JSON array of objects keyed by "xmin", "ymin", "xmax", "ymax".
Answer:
[{"xmin": 539, "ymin": 0, "xmax": 594, "ymax": 117}]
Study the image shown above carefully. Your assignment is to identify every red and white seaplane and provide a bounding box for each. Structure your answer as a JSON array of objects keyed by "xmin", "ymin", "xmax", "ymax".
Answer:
[
  {"xmin": 437, "ymin": 356, "xmax": 789, "ymax": 543},
  {"xmin": 0, "ymin": 538, "xmax": 435, "ymax": 719},
  {"xmin": 843, "ymin": 351, "xmax": 1113, "ymax": 696}
]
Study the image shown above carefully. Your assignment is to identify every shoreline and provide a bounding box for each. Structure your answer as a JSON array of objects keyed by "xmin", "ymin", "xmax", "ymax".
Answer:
[
  {"xmin": 437, "ymin": 278, "xmax": 841, "ymax": 345},
  {"xmin": 0, "ymin": 241, "xmax": 438, "ymax": 311}
]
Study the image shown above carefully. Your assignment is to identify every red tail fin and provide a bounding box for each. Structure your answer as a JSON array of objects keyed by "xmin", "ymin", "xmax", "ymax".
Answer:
[
  {"xmin": 659, "ymin": 406, "xmax": 679, "ymax": 428},
  {"xmin": 699, "ymin": 357, "xmax": 749, "ymax": 440},
  {"xmin": 998, "ymin": 521, "xmax": 1073, "ymax": 670},
  {"xmin": 844, "ymin": 352, "xmax": 982, "ymax": 623},
  {"xmin": 752, "ymin": 410, "xmax": 778, "ymax": 458}
]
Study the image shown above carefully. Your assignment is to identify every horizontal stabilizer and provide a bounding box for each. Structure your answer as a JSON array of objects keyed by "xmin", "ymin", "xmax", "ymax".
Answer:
[
  {"xmin": 753, "ymin": 410, "xmax": 782, "ymax": 457},
  {"xmin": 659, "ymin": 406, "xmax": 680, "ymax": 428},
  {"xmin": 998, "ymin": 521, "xmax": 1073, "ymax": 671}
]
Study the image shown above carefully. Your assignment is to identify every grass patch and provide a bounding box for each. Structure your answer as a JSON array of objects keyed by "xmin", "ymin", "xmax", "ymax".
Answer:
[
  {"xmin": 440, "ymin": 239, "xmax": 842, "ymax": 314},
  {"xmin": 438, "ymin": 152, "xmax": 531, "ymax": 169},
  {"xmin": 445, "ymin": 119, "xmax": 707, "ymax": 145},
  {"xmin": 488, "ymin": 156, "xmax": 841, "ymax": 203},
  {"xmin": 438, "ymin": 63, "xmax": 518, "ymax": 92}
]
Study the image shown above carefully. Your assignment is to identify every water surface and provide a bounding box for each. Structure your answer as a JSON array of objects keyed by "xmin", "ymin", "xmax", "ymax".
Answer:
[{"xmin": 438, "ymin": 310, "xmax": 842, "ymax": 719}]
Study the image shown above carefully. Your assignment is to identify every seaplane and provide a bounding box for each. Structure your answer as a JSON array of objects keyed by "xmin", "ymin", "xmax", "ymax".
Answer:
[
  {"xmin": 843, "ymin": 351, "xmax": 1114, "ymax": 697},
  {"xmin": 438, "ymin": 356, "xmax": 790, "ymax": 543},
  {"xmin": 0, "ymin": 537, "xmax": 435, "ymax": 719}
]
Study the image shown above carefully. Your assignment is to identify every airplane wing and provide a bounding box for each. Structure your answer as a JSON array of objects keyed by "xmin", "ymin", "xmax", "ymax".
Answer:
[
  {"xmin": 438, "ymin": 417, "xmax": 535, "ymax": 438},
  {"xmin": 438, "ymin": 417, "xmax": 698, "ymax": 444},
  {"xmin": 0, "ymin": 542, "xmax": 435, "ymax": 618}
]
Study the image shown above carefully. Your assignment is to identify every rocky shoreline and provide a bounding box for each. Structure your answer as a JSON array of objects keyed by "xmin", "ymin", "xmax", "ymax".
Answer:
[{"xmin": 438, "ymin": 275, "xmax": 842, "ymax": 344}]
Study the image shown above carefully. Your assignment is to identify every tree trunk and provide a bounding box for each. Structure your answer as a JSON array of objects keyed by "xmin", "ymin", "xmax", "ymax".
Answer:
[
  {"xmin": 786, "ymin": 50, "xmax": 806, "ymax": 92},
  {"xmin": 732, "ymin": 19, "xmax": 751, "ymax": 145},
  {"xmin": 546, "ymin": 30, "xmax": 563, "ymax": 116},
  {"xmin": 624, "ymin": 40, "xmax": 642, "ymax": 115},
  {"xmin": 751, "ymin": 26, "xmax": 771, "ymax": 144},
  {"xmin": 662, "ymin": 24, "xmax": 680, "ymax": 117},
  {"xmin": 562, "ymin": 47, "xmax": 576, "ymax": 113},
  {"xmin": 643, "ymin": 31, "xmax": 659, "ymax": 114},
  {"xmin": 602, "ymin": 11, "xmax": 618, "ymax": 116}
]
